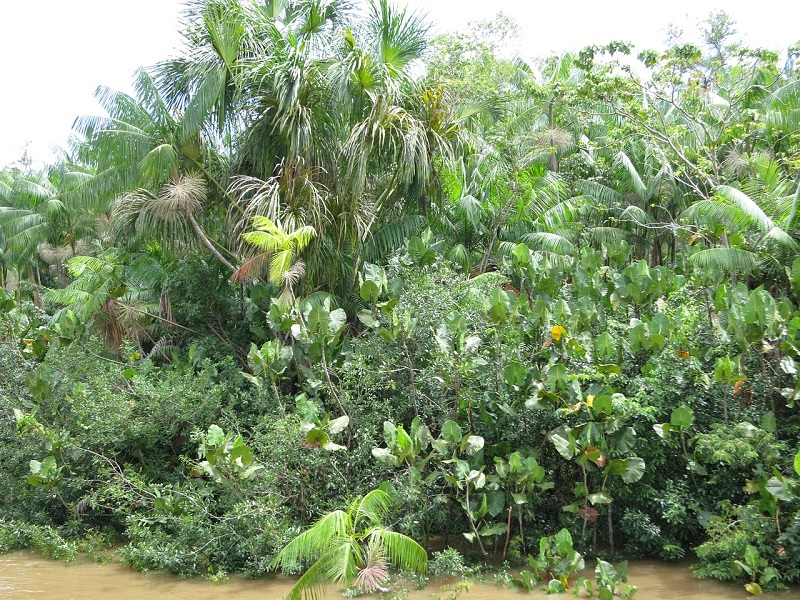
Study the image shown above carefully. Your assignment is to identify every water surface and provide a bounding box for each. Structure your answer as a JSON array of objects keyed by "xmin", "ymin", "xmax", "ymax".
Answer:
[{"xmin": 1, "ymin": 552, "xmax": 798, "ymax": 599}]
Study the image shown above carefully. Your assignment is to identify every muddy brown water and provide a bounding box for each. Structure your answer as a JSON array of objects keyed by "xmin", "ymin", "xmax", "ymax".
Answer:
[{"xmin": 1, "ymin": 551, "xmax": 799, "ymax": 600}]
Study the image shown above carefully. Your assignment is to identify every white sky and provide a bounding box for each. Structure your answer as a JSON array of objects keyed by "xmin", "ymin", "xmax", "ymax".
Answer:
[{"xmin": 2, "ymin": 0, "xmax": 799, "ymax": 168}]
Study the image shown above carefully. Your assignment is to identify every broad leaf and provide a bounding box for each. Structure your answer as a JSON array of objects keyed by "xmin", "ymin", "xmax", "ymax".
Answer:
[
  {"xmin": 441, "ymin": 420, "xmax": 462, "ymax": 444},
  {"xmin": 670, "ymin": 406, "xmax": 694, "ymax": 429},
  {"xmin": 588, "ymin": 492, "xmax": 613, "ymax": 505},
  {"xmin": 594, "ymin": 331, "xmax": 616, "ymax": 358}
]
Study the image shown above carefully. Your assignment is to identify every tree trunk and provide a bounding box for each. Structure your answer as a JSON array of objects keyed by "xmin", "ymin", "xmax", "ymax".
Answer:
[{"xmin": 187, "ymin": 212, "xmax": 237, "ymax": 273}]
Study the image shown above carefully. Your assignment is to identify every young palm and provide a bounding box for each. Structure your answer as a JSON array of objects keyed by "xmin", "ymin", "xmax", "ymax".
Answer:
[
  {"xmin": 271, "ymin": 489, "xmax": 427, "ymax": 600},
  {"xmin": 236, "ymin": 214, "xmax": 316, "ymax": 305}
]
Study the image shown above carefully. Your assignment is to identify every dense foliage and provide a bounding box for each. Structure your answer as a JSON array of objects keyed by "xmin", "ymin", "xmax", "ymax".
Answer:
[{"xmin": 2, "ymin": 0, "xmax": 800, "ymax": 595}]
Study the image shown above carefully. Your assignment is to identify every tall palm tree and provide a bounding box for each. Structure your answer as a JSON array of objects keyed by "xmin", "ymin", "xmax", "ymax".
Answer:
[
  {"xmin": 226, "ymin": 0, "xmax": 452, "ymax": 297},
  {"xmin": 578, "ymin": 145, "xmax": 685, "ymax": 266},
  {"xmin": 271, "ymin": 489, "xmax": 427, "ymax": 600},
  {"xmin": 112, "ymin": 172, "xmax": 236, "ymax": 272},
  {"xmin": 76, "ymin": 70, "xmax": 238, "ymax": 272},
  {"xmin": 0, "ymin": 165, "xmax": 98, "ymax": 291}
]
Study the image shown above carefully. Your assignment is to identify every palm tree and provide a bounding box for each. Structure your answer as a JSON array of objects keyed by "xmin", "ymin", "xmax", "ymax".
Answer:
[
  {"xmin": 76, "ymin": 70, "xmax": 238, "ymax": 272},
  {"xmin": 150, "ymin": 0, "xmax": 260, "ymax": 139},
  {"xmin": 578, "ymin": 145, "xmax": 685, "ymax": 266},
  {"xmin": 0, "ymin": 165, "xmax": 98, "ymax": 293},
  {"xmin": 112, "ymin": 172, "xmax": 236, "ymax": 272},
  {"xmin": 271, "ymin": 489, "xmax": 427, "ymax": 600},
  {"xmin": 683, "ymin": 152, "xmax": 798, "ymax": 279},
  {"xmin": 235, "ymin": 214, "xmax": 316, "ymax": 305},
  {"xmin": 226, "ymin": 0, "xmax": 453, "ymax": 297}
]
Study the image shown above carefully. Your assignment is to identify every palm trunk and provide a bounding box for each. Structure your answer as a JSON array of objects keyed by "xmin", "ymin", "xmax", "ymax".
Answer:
[{"xmin": 186, "ymin": 212, "xmax": 237, "ymax": 273}]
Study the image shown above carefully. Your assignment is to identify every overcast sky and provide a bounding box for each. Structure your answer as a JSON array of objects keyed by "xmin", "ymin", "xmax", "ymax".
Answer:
[{"xmin": 2, "ymin": 0, "xmax": 799, "ymax": 168}]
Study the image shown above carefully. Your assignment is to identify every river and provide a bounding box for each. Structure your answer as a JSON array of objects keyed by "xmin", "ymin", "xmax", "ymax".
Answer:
[{"xmin": 1, "ymin": 551, "xmax": 799, "ymax": 599}]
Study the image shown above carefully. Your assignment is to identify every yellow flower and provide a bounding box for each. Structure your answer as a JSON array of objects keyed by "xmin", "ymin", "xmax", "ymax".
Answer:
[
  {"xmin": 551, "ymin": 325, "xmax": 567, "ymax": 341},
  {"xmin": 586, "ymin": 395, "xmax": 595, "ymax": 408}
]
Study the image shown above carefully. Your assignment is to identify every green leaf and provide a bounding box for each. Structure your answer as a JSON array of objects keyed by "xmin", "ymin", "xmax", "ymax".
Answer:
[
  {"xmin": 547, "ymin": 363, "xmax": 567, "ymax": 392},
  {"xmin": 504, "ymin": 362, "xmax": 528, "ymax": 388},
  {"xmin": 359, "ymin": 280, "xmax": 380, "ymax": 303},
  {"xmin": 608, "ymin": 458, "xmax": 629, "ymax": 477},
  {"xmin": 306, "ymin": 304, "xmax": 331, "ymax": 335},
  {"xmin": 356, "ymin": 310, "xmax": 380, "ymax": 328},
  {"xmin": 306, "ymin": 428, "xmax": 330, "ymax": 447},
  {"xmin": 553, "ymin": 298, "xmax": 572, "ymax": 325},
  {"xmin": 593, "ymin": 395, "xmax": 614, "ymax": 415},
  {"xmin": 485, "ymin": 491, "xmax": 506, "ymax": 518},
  {"xmin": 653, "ymin": 423, "xmax": 672, "ymax": 438},
  {"xmin": 794, "ymin": 449, "xmax": 800, "ymax": 477},
  {"xmin": 628, "ymin": 321, "xmax": 648, "ymax": 351},
  {"xmin": 322, "ymin": 441, "xmax": 347, "ymax": 452},
  {"xmin": 441, "ymin": 420, "xmax": 463, "ymax": 444},
  {"xmin": 744, "ymin": 290, "xmax": 767, "ymax": 326},
  {"xmin": 648, "ymin": 333, "xmax": 666, "ymax": 350},
  {"xmin": 744, "ymin": 545, "xmax": 760, "ymax": 567},
  {"xmin": 761, "ymin": 566, "xmax": 779, "ymax": 585},
  {"xmin": 761, "ymin": 412, "xmax": 777, "ymax": 433},
  {"xmin": 610, "ymin": 427, "xmax": 637, "ymax": 453},
  {"xmin": 328, "ymin": 415, "xmax": 349, "ymax": 434},
  {"xmin": 588, "ymin": 492, "xmax": 613, "ymax": 505},
  {"xmin": 230, "ymin": 440, "xmax": 254, "ymax": 465},
  {"xmin": 765, "ymin": 476, "xmax": 795, "ymax": 501},
  {"xmin": 594, "ymin": 331, "xmax": 616, "ymax": 358},
  {"xmin": 780, "ymin": 356, "xmax": 797, "ymax": 375},
  {"xmin": 206, "ymin": 424, "xmax": 226, "ymax": 446},
  {"xmin": 395, "ymin": 425, "xmax": 413, "ymax": 451},
  {"xmin": 328, "ymin": 309, "xmax": 347, "ymax": 337},
  {"xmin": 620, "ymin": 457, "xmax": 645, "ymax": 483},
  {"xmin": 371, "ymin": 447, "xmax": 400, "ymax": 467},
  {"xmin": 462, "ymin": 435, "xmax": 485, "ymax": 455},
  {"xmin": 597, "ymin": 363, "xmax": 621, "ymax": 375},
  {"xmin": 411, "ymin": 418, "xmax": 432, "ymax": 450},
  {"xmin": 670, "ymin": 406, "xmax": 694, "ymax": 429},
  {"xmin": 513, "ymin": 243, "xmax": 531, "ymax": 265},
  {"xmin": 649, "ymin": 313, "xmax": 671, "ymax": 336},
  {"xmin": 549, "ymin": 427, "xmax": 575, "ymax": 459},
  {"xmin": 478, "ymin": 522, "xmax": 508, "ymax": 537}
]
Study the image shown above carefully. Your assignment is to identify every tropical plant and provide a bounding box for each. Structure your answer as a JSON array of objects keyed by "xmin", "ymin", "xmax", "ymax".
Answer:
[
  {"xmin": 271, "ymin": 488, "xmax": 428, "ymax": 600},
  {"xmin": 519, "ymin": 528, "xmax": 585, "ymax": 592},
  {"xmin": 235, "ymin": 215, "xmax": 316, "ymax": 305},
  {"xmin": 0, "ymin": 166, "xmax": 98, "ymax": 292}
]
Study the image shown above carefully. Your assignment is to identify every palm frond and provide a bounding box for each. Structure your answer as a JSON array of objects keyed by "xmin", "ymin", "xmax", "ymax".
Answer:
[
  {"xmin": 350, "ymin": 488, "xmax": 391, "ymax": 529},
  {"xmin": 368, "ymin": 528, "xmax": 427, "ymax": 574},
  {"xmin": 689, "ymin": 247, "xmax": 758, "ymax": 273},
  {"xmin": 320, "ymin": 540, "xmax": 361, "ymax": 591},
  {"xmin": 271, "ymin": 509, "xmax": 350, "ymax": 572},
  {"xmin": 519, "ymin": 231, "xmax": 575, "ymax": 255}
]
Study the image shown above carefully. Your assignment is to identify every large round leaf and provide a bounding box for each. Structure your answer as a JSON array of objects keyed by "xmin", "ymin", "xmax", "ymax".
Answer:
[
  {"xmin": 620, "ymin": 457, "xmax": 645, "ymax": 483},
  {"xmin": 441, "ymin": 420, "xmax": 462, "ymax": 443},
  {"xmin": 670, "ymin": 406, "xmax": 694, "ymax": 429}
]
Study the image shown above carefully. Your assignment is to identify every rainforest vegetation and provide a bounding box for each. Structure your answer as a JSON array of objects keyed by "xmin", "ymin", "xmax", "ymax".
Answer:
[{"xmin": 2, "ymin": 0, "xmax": 800, "ymax": 596}]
